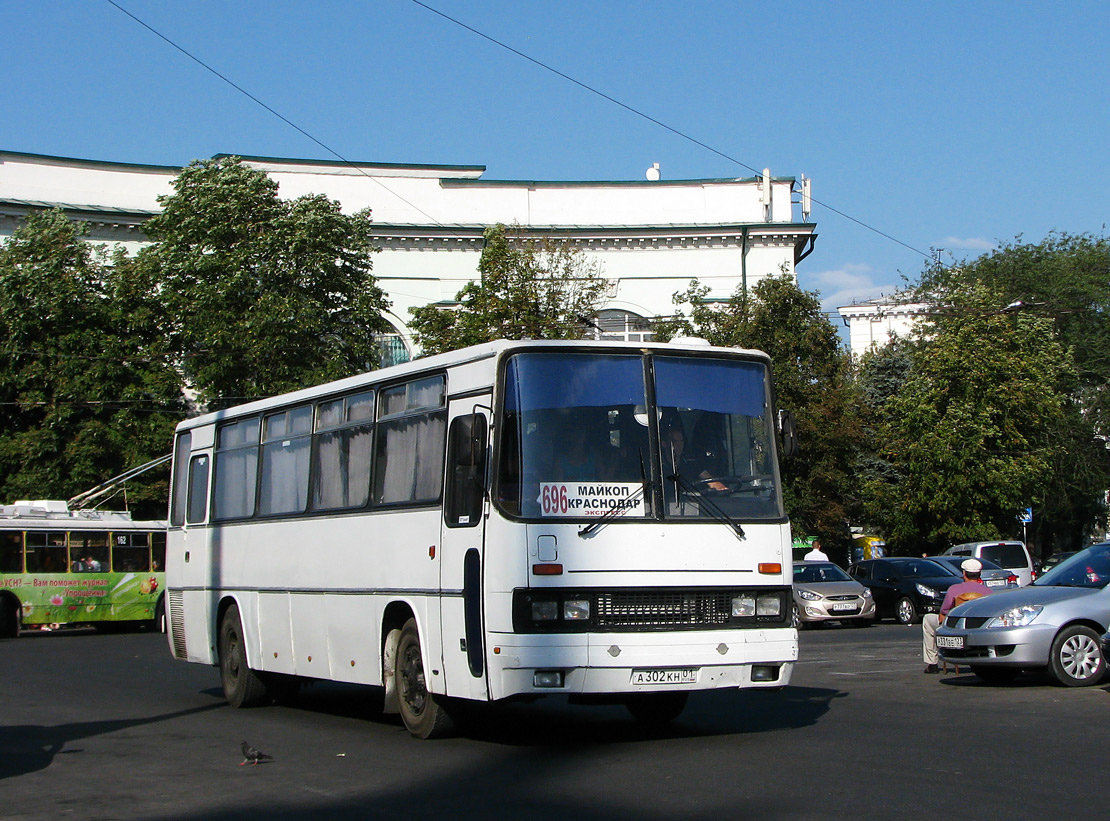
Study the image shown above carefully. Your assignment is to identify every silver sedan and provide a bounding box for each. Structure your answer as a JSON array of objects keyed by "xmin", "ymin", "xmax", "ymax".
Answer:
[
  {"xmin": 792, "ymin": 561, "xmax": 876, "ymax": 626},
  {"xmin": 937, "ymin": 542, "xmax": 1110, "ymax": 686}
]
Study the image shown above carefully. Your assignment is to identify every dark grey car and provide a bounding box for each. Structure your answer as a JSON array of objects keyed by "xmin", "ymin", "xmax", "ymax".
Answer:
[
  {"xmin": 937, "ymin": 542, "xmax": 1110, "ymax": 686},
  {"xmin": 928, "ymin": 555, "xmax": 1019, "ymax": 590}
]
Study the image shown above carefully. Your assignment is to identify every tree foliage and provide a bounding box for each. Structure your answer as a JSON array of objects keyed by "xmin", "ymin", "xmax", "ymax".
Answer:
[
  {"xmin": 409, "ymin": 223, "xmax": 608, "ymax": 356},
  {"xmin": 654, "ymin": 275, "xmax": 864, "ymax": 558},
  {"xmin": 860, "ymin": 281, "xmax": 1076, "ymax": 552},
  {"xmin": 897, "ymin": 234, "xmax": 1110, "ymax": 551},
  {"xmin": 0, "ymin": 210, "xmax": 183, "ymax": 514},
  {"xmin": 129, "ymin": 157, "xmax": 390, "ymax": 406}
]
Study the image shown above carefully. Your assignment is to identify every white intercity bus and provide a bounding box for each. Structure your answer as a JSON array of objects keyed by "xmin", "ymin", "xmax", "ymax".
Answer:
[{"xmin": 166, "ymin": 339, "xmax": 798, "ymax": 737}]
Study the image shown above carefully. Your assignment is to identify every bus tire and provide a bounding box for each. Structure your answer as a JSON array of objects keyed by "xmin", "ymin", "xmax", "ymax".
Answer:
[
  {"xmin": 396, "ymin": 618, "xmax": 454, "ymax": 739},
  {"xmin": 0, "ymin": 595, "xmax": 20, "ymax": 639},
  {"xmin": 219, "ymin": 603, "xmax": 270, "ymax": 708}
]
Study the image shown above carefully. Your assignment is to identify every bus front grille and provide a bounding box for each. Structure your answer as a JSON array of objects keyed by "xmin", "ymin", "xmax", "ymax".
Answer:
[
  {"xmin": 168, "ymin": 590, "xmax": 187, "ymax": 659},
  {"xmin": 595, "ymin": 590, "xmax": 734, "ymax": 628}
]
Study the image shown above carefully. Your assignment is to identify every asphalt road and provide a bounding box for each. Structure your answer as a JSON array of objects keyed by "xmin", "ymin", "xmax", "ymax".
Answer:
[{"xmin": 2, "ymin": 622, "xmax": 1106, "ymax": 820}]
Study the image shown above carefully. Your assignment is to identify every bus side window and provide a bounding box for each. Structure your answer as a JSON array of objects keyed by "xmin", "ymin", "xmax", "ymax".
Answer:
[
  {"xmin": 151, "ymin": 532, "xmax": 166, "ymax": 572},
  {"xmin": 1, "ymin": 531, "xmax": 23, "ymax": 573},
  {"xmin": 187, "ymin": 454, "xmax": 210, "ymax": 524},
  {"xmin": 113, "ymin": 533, "xmax": 152, "ymax": 572},
  {"xmin": 26, "ymin": 531, "xmax": 66, "ymax": 573},
  {"xmin": 445, "ymin": 414, "xmax": 487, "ymax": 527}
]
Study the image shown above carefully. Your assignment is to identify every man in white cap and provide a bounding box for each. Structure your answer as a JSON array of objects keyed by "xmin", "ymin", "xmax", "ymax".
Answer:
[{"xmin": 922, "ymin": 557, "xmax": 993, "ymax": 674}]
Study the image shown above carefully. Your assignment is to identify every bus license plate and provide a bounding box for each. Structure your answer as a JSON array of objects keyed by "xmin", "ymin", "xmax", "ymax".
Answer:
[
  {"xmin": 937, "ymin": 635, "xmax": 964, "ymax": 650},
  {"xmin": 630, "ymin": 668, "xmax": 698, "ymax": 685}
]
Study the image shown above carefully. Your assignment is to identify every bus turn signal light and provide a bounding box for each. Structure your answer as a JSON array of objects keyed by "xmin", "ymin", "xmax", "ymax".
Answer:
[
  {"xmin": 758, "ymin": 563, "xmax": 782, "ymax": 574},
  {"xmin": 532, "ymin": 563, "xmax": 563, "ymax": 575}
]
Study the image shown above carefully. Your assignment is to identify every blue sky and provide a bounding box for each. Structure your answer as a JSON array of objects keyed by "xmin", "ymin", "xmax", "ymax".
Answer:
[{"xmin": 4, "ymin": 1, "xmax": 1108, "ymax": 315}]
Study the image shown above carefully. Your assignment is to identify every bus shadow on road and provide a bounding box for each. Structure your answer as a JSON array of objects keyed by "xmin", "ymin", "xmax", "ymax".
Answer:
[{"xmin": 0, "ymin": 704, "xmax": 224, "ymax": 781}]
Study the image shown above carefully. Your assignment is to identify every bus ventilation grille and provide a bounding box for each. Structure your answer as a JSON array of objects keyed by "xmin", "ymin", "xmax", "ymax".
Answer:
[
  {"xmin": 595, "ymin": 590, "xmax": 733, "ymax": 629},
  {"xmin": 168, "ymin": 590, "xmax": 187, "ymax": 659}
]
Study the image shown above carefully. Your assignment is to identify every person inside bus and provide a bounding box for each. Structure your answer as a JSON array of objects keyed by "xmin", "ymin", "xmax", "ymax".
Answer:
[{"xmin": 665, "ymin": 427, "xmax": 727, "ymax": 492}]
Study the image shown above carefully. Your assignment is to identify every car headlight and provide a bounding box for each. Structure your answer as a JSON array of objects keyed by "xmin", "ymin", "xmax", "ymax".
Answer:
[
  {"xmin": 915, "ymin": 583, "xmax": 939, "ymax": 598},
  {"xmin": 987, "ymin": 604, "xmax": 1043, "ymax": 628},
  {"xmin": 797, "ymin": 590, "xmax": 822, "ymax": 601},
  {"xmin": 861, "ymin": 588, "xmax": 872, "ymax": 598}
]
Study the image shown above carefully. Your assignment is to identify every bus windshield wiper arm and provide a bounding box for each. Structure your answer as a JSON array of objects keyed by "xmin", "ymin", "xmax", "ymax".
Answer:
[
  {"xmin": 668, "ymin": 472, "xmax": 746, "ymax": 540},
  {"xmin": 578, "ymin": 483, "xmax": 646, "ymax": 536},
  {"xmin": 579, "ymin": 449, "xmax": 651, "ymax": 537}
]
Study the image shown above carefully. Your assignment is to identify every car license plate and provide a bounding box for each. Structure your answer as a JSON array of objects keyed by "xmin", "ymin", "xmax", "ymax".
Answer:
[
  {"xmin": 985, "ymin": 580, "xmax": 1004, "ymax": 587},
  {"xmin": 630, "ymin": 668, "xmax": 698, "ymax": 685},
  {"xmin": 832, "ymin": 603, "xmax": 857, "ymax": 611},
  {"xmin": 937, "ymin": 635, "xmax": 965, "ymax": 650}
]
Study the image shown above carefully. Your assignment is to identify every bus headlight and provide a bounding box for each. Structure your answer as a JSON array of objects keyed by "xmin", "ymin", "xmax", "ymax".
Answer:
[
  {"xmin": 732, "ymin": 595, "xmax": 756, "ymax": 617},
  {"xmin": 531, "ymin": 601, "xmax": 559, "ymax": 621},
  {"xmin": 564, "ymin": 599, "xmax": 590, "ymax": 620},
  {"xmin": 756, "ymin": 593, "xmax": 783, "ymax": 617}
]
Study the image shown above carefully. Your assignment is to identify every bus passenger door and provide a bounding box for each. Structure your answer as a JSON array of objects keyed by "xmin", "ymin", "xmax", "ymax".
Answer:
[{"xmin": 439, "ymin": 400, "xmax": 490, "ymax": 701}]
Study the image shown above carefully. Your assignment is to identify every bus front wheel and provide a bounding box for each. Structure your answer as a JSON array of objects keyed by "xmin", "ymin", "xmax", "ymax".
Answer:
[
  {"xmin": 219, "ymin": 603, "xmax": 270, "ymax": 708},
  {"xmin": 396, "ymin": 618, "xmax": 454, "ymax": 739}
]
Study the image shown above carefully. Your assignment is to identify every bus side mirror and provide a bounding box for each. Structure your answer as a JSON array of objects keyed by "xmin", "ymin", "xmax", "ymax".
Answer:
[{"xmin": 778, "ymin": 409, "xmax": 798, "ymax": 459}]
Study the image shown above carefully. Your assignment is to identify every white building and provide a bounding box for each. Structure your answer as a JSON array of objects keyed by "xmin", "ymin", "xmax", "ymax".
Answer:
[
  {"xmin": 0, "ymin": 150, "xmax": 818, "ymax": 361},
  {"xmin": 837, "ymin": 295, "xmax": 928, "ymax": 358}
]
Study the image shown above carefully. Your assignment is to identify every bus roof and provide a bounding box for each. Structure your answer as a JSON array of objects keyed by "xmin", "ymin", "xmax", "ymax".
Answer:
[
  {"xmin": 0, "ymin": 501, "xmax": 166, "ymax": 529},
  {"xmin": 175, "ymin": 338, "xmax": 773, "ymax": 433}
]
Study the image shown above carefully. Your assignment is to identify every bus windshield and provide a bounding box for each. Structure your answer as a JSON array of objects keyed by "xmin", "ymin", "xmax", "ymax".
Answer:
[{"xmin": 496, "ymin": 351, "xmax": 783, "ymax": 522}]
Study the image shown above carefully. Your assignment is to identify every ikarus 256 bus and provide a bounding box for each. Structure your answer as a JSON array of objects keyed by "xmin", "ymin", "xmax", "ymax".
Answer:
[{"xmin": 166, "ymin": 339, "xmax": 798, "ymax": 737}]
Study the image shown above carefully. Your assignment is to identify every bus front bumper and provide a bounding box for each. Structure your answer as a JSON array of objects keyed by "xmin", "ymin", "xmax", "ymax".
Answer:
[{"xmin": 486, "ymin": 628, "xmax": 798, "ymax": 699}]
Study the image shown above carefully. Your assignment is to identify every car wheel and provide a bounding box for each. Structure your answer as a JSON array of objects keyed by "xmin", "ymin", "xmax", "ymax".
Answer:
[
  {"xmin": 396, "ymin": 618, "xmax": 455, "ymax": 739},
  {"xmin": 895, "ymin": 597, "xmax": 919, "ymax": 625},
  {"xmin": 1048, "ymin": 625, "xmax": 1106, "ymax": 687},
  {"xmin": 219, "ymin": 603, "xmax": 270, "ymax": 708},
  {"xmin": 969, "ymin": 666, "xmax": 1020, "ymax": 684}
]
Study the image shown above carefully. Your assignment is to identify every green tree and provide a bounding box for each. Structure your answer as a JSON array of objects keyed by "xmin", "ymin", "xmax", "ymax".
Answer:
[
  {"xmin": 409, "ymin": 223, "xmax": 608, "ymax": 356},
  {"xmin": 0, "ymin": 210, "xmax": 183, "ymax": 514},
  {"xmin": 655, "ymin": 275, "xmax": 864, "ymax": 560},
  {"xmin": 911, "ymin": 234, "xmax": 1110, "ymax": 551},
  {"xmin": 131, "ymin": 157, "xmax": 390, "ymax": 406},
  {"xmin": 866, "ymin": 280, "xmax": 1077, "ymax": 553}
]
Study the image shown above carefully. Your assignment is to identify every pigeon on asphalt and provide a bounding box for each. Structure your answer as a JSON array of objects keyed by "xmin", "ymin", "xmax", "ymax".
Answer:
[{"xmin": 240, "ymin": 741, "xmax": 273, "ymax": 766}]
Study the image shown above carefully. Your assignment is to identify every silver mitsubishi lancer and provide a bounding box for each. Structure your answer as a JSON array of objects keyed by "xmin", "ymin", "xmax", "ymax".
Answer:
[{"xmin": 937, "ymin": 541, "xmax": 1110, "ymax": 686}]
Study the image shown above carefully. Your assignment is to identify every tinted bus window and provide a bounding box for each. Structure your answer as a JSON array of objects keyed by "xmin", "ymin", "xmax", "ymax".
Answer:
[
  {"xmin": 171, "ymin": 432, "xmax": 192, "ymax": 527},
  {"xmin": 70, "ymin": 532, "xmax": 110, "ymax": 572},
  {"xmin": 25, "ymin": 531, "xmax": 66, "ymax": 573},
  {"xmin": 188, "ymin": 454, "xmax": 210, "ymax": 524},
  {"xmin": 1, "ymin": 531, "xmax": 23, "ymax": 573}
]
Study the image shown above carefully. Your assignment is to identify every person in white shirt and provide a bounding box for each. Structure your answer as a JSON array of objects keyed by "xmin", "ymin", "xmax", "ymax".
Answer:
[{"xmin": 803, "ymin": 542, "xmax": 829, "ymax": 561}]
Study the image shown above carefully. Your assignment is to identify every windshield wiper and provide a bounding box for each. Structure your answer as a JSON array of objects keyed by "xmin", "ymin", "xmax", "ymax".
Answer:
[
  {"xmin": 669, "ymin": 472, "xmax": 746, "ymax": 540},
  {"xmin": 578, "ymin": 449, "xmax": 651, "ymax": 537}
]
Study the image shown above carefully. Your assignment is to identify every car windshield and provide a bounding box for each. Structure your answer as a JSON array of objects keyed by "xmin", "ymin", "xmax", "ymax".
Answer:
[
  {"xmin": 892, "ymin": 559, "xmax": 949, "ymax": 578},
  {"xmin": 1033, "ymin": 543, "xmax": 1110, "ymax": 589},
  {"xmin": 933, "ymin": 557, "xmax": 1003, "ymax": 575},
  {"xmin": 794, "ymin": 563, "xmax": 852, "ymax": 583}
]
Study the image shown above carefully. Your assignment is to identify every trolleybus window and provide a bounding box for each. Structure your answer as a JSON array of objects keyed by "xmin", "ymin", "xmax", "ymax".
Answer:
[
  {"xmin": 1, "ymin": 531, "xmax": 22, "ymax": 573},
  {"xmin": 70, "ymin": 532, "xmax": 110, "ymax": 572},
  {"xmin": 25, "ymin": 531, "xmax": 66, "ymax": 573}
]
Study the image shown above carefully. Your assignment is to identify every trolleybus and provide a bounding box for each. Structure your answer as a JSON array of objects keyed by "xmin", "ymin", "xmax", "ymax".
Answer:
[
  {"xmin": 166, "ymin": 339, "xmax": 798, "ymax": 736},
  {"xmin": 0, "ymin": 500, "xmax": 167, "ymax": 637}
]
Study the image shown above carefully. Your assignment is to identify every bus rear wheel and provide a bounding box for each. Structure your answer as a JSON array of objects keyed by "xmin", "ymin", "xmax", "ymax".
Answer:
[
  {"xmin": 396, "ymin": 618, "xmax": 454, "ymax": 739},
  {"xmin": 219, "ymin": 603, "xmax": 270, "ymax": 708}
]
